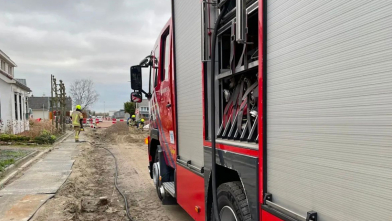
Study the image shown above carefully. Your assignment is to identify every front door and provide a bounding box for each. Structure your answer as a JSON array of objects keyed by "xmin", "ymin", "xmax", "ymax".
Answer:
[{"xmin": 156, "ymin": 26, "xmax": 176, "ymax": 167}]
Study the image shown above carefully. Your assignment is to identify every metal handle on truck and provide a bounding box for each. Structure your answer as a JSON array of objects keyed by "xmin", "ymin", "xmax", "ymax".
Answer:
[
  {"xmin": 264, "ymin": 194, "xmax": 318, "ymax": 221},
  {"xmin": 236, "ymin": 0, "xmax": 247, "ymax": 43},
  {"xmin": 201, "ymin": 0, "xmax": 207, "ymax": 62}
]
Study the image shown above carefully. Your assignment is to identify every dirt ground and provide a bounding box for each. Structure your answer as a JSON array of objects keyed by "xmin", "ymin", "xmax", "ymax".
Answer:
[{"xmin": 32, "ymin": 123, "xmax": 193, "ymax": 221}]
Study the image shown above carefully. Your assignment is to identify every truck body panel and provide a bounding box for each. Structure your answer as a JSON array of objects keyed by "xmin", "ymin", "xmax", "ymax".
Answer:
[
  {"xmin": 173, "ymin": 0, "xmax": 204, "ymax": 168},
  {"xmin": 177, "ymin": 165, "xmax": 205, "ymax": 221},
  {"xmin": 265, "ymin": 1, "xmax": 392, "ymax": 220},
  {"xmin": 172, "ymin": 0, "xmax": 206, "ymax": 215},
  {"xmin": 136, "ymin": 0, "xmax": 392, "ymax": 220}
]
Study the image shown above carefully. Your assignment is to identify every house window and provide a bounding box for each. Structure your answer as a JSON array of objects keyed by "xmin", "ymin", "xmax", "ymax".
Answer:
[
  {"xmin": 0, "ymin": 60, "xmax": 5, "ymax": 71},
  {"xmin": 19, "ymin": 95, "xmax": 22, "ymax": 120},
  {"xmin": 8, "ymin": 66, "xmax": 13, "ymax": 76},
  {"xmin": 25, "ymin": 99, "xmax": 29, "ymax": 119},
  {"xmin": 14, "ymin": 94, "xmax": 18, "ymax": 120},
  {"xmin": 140, "ymin": 107, "xmax": 149, "ymax": 112}
]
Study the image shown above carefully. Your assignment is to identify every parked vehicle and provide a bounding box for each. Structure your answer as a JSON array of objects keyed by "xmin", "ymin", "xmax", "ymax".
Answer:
[
  {"xmin": 96, "ymin": 116, "xmax": 103, "ymax": 122},
  {"xmin": 130, "ymin": 1, "xmax": 392, "ymax": 220}
]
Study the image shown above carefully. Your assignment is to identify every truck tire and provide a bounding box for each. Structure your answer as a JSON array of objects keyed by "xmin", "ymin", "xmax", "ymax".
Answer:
[
  {"xmin": 211, "ymin": 181, "xmax": 251, "ymax": 221},
  {"xmin": 153, "ymin": 149, "xmax": 163, "ymax": 200}
]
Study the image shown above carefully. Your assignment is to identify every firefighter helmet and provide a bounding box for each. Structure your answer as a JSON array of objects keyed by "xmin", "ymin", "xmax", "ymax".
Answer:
[
  {"xmin": 141, "ymin": 118, "xmax": 145, "ymax": 122},
  {"xmin": 75, "ymin": 105, "xmax": 81, "ymax": 110},
  {"xmin": 132, "ymin": 115, "xmax": 136, "ymax": 118}
]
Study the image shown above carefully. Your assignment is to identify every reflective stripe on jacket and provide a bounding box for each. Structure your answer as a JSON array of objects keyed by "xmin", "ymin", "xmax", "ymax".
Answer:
[{"xmin": 71, "ymin": 111, "xmax": 83, "ymax": 126}]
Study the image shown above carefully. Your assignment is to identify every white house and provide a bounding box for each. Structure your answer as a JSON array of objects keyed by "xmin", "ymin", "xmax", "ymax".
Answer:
[
  {"xmin": 108, "ymin": 110, "xmax": 116, "ymax": 118},
  {"xmin": 28, "ymin": 96, "xmax": 72, "ymax": 120},
  {"xmin": 135, "ymin": 99, "xmax": 149, "ymax": 120},
  {"xmin": 0, "ymin": 50, "xmax": 31, "ymax": 134}
]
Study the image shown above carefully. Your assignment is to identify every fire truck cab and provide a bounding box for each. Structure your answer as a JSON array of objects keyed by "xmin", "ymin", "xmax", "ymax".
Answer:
[{"xmin": 131, "ymin": 1, "xmax": 392, "ymax": 221}]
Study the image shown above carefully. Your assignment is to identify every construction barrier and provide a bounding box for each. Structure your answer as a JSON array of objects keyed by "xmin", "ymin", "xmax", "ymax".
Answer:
[
  {"xmin": 110, "ymin": 118, "xmax": 128, "ymax": 123},
  {"xmin": 83, "ymin": 118, "xmax": 87, "ymax": 124}
]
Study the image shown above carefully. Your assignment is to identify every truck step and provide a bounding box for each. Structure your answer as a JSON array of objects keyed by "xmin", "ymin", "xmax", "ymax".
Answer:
[{"xmin": 162, "ymin": 182, "xmax": 175, "ymax": 197}]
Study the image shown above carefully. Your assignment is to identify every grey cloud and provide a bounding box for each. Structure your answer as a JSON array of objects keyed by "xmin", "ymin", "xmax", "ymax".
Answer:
[{"xmin": 0, "ymin": 0, "xmax": 171, "ymax": 111}]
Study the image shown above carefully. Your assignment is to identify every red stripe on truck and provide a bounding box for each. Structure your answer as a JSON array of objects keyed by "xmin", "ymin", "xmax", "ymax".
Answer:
[
  {"xmin": 203, "ymin": 141, "xmax": 258, "ymax": 157},
  {"xmin": 261, "ymin": 210, "xmax": 284, "ymax": 221}
]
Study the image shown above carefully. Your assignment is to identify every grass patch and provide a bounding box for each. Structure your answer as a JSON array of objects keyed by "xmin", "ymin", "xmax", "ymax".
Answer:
[
  {"xmin": 3, "ymin": 151, "xmax": 24, "ymax": 158},
  {"xmin": 0, "ymin": 158, "xmax": 15, "ymax": 172}
]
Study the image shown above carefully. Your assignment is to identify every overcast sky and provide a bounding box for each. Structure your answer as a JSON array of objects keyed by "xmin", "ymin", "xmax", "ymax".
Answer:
[{"xmin": 0, "ymin": 0, "xmax": 171, "ymax": 112}]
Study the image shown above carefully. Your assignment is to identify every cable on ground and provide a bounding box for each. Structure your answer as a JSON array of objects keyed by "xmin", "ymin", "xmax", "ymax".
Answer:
[{"xmin": 100, "ymin": 145, "xmax": 134, "ymax": 221}]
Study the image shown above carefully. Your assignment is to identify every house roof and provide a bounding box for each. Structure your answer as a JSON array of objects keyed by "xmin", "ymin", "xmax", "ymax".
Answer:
[
  {"xmin": 28, "ymin": 96, "xmax": 72, "ymax": 110},
  {"xmin": 15, "ymin": 79, "xmax": 31, "ymax": 92},
  {"xmin": 0, "ymin": 71, "xmax": 32, "ymax": 92},
  {"xmin": 28, "ymin": 97, "xmax": 50, "ymax": 110},
  {"xmin": 15, "ymin": 79, "xmax": 27, "ymax": 85}
]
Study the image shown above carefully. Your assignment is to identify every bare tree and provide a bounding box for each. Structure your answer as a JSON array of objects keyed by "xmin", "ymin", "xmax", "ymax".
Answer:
[{"xmin": 69, "ymin": 79, "xmax": 99, "ymax": 110}]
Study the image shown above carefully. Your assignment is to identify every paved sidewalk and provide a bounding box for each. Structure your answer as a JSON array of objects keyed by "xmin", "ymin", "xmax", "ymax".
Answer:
[{"xmin": 0, "ymin": 134, "xmax": 80, "ymax": 221}]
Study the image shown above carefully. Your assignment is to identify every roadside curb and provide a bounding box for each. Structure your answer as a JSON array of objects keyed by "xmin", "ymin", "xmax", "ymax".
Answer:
[
  {"xmin": 0, "ymin": 150, "xmax": 39, "ymax": 178},
  {"xmin": 0, "ymin": 131, "xmax": 73, "ymax": 189}
]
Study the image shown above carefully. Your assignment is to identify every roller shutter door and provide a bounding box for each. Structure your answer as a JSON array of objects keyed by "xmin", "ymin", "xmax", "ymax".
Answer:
[
  {"xmin": 173, "ymin": 0, "xmax": 203, "ymax": 167},
  {"xmin": 266, "ymin": 1, "xmax": 392, "ymax": 220}
]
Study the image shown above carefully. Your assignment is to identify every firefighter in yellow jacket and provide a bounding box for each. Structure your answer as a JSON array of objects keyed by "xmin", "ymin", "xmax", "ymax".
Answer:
[{"xmin": 71, "ymin": 105, "xmax": 84, "ymax": 142}]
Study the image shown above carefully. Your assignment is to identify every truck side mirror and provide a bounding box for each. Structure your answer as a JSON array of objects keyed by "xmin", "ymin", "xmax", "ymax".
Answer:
[
  {"xmin": 130, "ymin": 65, "xmax": 142, "ymax": 90},
  {"xmin": 131, "ymin": 92, "xmax": 142, "ymax": 103}
]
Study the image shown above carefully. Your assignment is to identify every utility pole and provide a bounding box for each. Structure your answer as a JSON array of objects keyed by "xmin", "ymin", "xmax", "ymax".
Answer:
[
  {"xmin": 53, "ymin": 76, "xmax": 59, "ymax": 130},
  {"xmin": 63, "ymin": 83, "xmax": 66, "ymax": 132},
  {"xmin": 51, "ymin": 75, "xmax": 53, "ymax": 125},
  {"xmin": 51, "ymin": 75, "xmax": 67, "ymax": 133},
  {"xmin": 59, "ymin": 80, "xmax": 63, "ymax": 133},
  {"xmin": 59, "ymin": 80, "xmax": 66, "ymax": 133}
]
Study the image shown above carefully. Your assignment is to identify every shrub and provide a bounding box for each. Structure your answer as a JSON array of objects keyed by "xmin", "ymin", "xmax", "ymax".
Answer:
[
  {"xmin": 34, "ymin": 133, "xmax": 57, "ymax": 144},
  {"xmin": 0, "ymin": 134, "xmax": 11, "ymax": 142},
  {"xmin": 9, "ymin": 134, "xmax": 17, "ymax": 141},
  {"xmin": 20, "ymin": 119, "xmax": 59, "ymax": 139},
  {"xmin": 0, "ymin": 134, "xmax": 31, "ymax": 142},
  {"xmin": 23, "ymin": 136, "xmax": 31, "ymax": 141},
  {"xmin": 2, "ymin": 119, "xmax": 59, "ymax": 144}
]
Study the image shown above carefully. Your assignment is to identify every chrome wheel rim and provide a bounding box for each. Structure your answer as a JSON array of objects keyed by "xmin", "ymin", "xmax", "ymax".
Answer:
[
  {"xmin": 220, "ymin": 206, "xmax": 238, "ymax": 221},
  {"xmin": 152, "ymin": 162, "xmax": 160, "ymax": 186}
]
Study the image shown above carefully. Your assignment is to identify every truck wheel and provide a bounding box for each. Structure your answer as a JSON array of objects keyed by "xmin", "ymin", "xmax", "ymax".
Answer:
[
  {"xmin": 152, "ymin": 149, "xmax": 163, "ymax": 200},
  {"xmin": 211, "ymin": 181, "xmax": 251, "ymax": 221}
]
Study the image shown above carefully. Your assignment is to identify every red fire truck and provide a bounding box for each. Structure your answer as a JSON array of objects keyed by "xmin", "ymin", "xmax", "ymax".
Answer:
[{"xmin": 130, "ymin": 1, "xmax": 392, "ymax": 220}]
